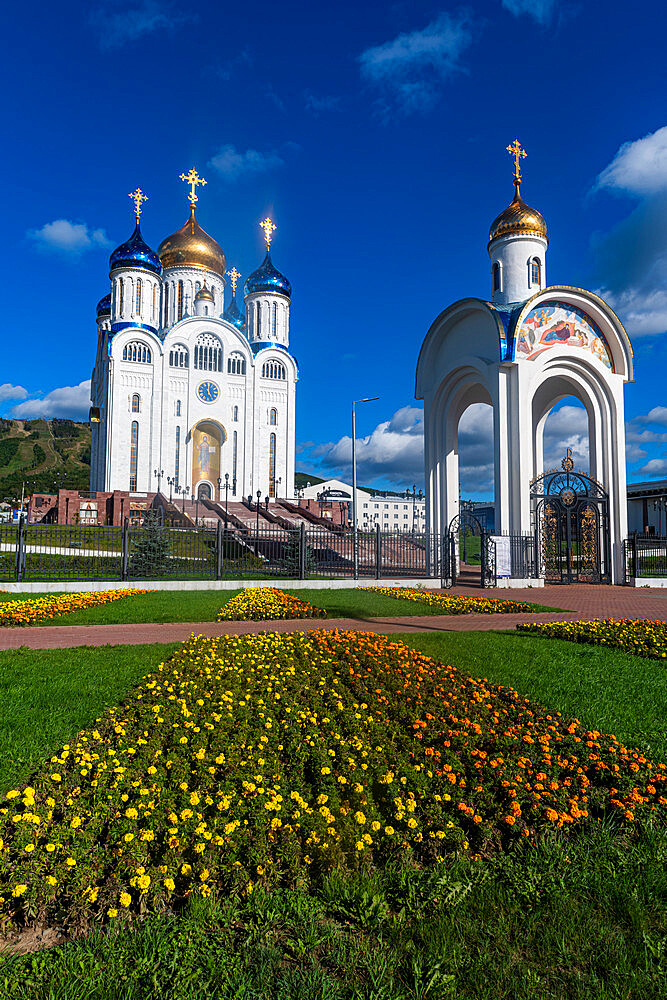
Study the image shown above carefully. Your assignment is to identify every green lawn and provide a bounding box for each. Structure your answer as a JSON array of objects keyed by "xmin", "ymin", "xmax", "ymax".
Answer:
[
  {"xmin": 0, "ymin": 643, "xmax": 177, "ymax": 791},
  {"xmin": 2, "ymin": 631, "xmax": 666, "ymax": 998},
  {"xmin": 0, "ymin": 587, "xmax": 562, "ymax": 625}
]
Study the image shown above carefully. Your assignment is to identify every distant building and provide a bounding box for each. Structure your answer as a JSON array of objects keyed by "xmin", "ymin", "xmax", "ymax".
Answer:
[
  {"xmin": 295, "ymin": 478, "xmax": 426, "ymax": 532},
  {"xmin": 627, "ymin": 480, "xmax": 667, "ymax": 535}
]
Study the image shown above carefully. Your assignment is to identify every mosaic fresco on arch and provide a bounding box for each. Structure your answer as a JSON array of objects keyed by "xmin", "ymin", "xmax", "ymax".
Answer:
[{"xmin": 515, "ymin": 302, "xmax": 613, "ymax": 370}]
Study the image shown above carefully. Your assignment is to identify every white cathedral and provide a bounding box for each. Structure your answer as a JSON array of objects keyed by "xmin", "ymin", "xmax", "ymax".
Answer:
[{"xmin": 89, "ymin": 169, "xmax": 297, "ymax": 503}]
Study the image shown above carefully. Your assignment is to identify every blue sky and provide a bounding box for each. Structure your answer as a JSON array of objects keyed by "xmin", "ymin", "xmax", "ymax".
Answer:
[{"xmin": 2, "ymin": 0, "xmax": 667, "ymax": 497}]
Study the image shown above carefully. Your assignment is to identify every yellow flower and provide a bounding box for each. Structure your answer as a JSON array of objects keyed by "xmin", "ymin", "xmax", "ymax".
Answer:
[
  {"xmin": 107, "ymin": 908, "xmax": 118, "ymax": 918},
  {"xmin": 46, "ymin": 876, "xmax": 57, "ymax": 886},
  {"xmin": 119, "ymin": 892, "xmax": 132, "ymax": 907},
  {"xmin": 24, "ymin": 844, "xmax": 35, "ymax": 853},
  {"xmin": 163, "ymin": 878, "xmax": 175, "ymax": 892},
  {"xmin": 66, "ymin": 857, "xmax": 76, "ymax": 867},
  {"xmin": 125, "ymin": 808, "xmax": 138, "ymax": 819},
  {"xmin": 50, "ymin": 774, "xmax": 62, "ymax": 782},
  {"xmin": 181, "ymin": 863, "xmax": 192, "ymax": 875},
  {"xmin": 12, "ymin": 884, "xmax": 27, "ymax": 897},
  {"xmin": 354, "ymin": 811, "xmax": 366, "ymax": 825}
]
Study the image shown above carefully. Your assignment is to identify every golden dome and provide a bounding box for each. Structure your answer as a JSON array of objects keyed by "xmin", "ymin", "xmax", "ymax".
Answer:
[
  {"xmin": 195, "ymin": 283, "xmax": 214, "ymax": 301},
  {"xmin": 489, "ymin": 183, "xmax": 548, "ymax": 245},
  {"xmin": 158, "ymin": 205, "xmax": 226, "ymax": 277}
]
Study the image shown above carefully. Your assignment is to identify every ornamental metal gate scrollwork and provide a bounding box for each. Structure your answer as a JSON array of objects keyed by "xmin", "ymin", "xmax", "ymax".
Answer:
[
  {"xmin": 441, "ymin": 512, "xmax": 496, "ymax": 588},
  {"xmin": 530, "ymin": 449, "xmax": 610, "ymax": 584}
]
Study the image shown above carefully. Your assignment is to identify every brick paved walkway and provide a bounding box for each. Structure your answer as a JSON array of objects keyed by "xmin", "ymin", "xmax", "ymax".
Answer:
[{"xmin": 0, "ymin": 584, "xmax": 665, "ymax": 650}]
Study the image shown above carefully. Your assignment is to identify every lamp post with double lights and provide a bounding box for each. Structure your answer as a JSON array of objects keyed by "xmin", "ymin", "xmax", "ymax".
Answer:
[
  {"xmin": 167, "ymin": 476, "xmax": 176, "ymax": 503},
  {"xmin": 352, "ymin": 397, "xmax": 379, "ymax": 579},
  {"xmin": 153, "ymin": 468, "xmax": 164, "ymax": 494},
  {"xmin": 181, "ymin": 485, "xmax": 190, "ymax": 513}
]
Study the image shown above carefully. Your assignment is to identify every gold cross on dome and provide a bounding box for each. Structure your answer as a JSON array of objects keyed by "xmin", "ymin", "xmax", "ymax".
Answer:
[
  {"xmin": 506, "ymin": 139, "xmax": 527, "ymax": 184},
  {"xmin": 259, "ymin": 216, "xmax": 276, "ymax": 251},
  {"xmin": 179, "ymin": 167, "xmax": 207, "ymax": 205},
  {"xmin": 129, "ymin": 187, "xmax": 148, "ymax": 222},
  {"xmin": 227, "ymin": 266, "xmax": 241, "ymax": 294}
]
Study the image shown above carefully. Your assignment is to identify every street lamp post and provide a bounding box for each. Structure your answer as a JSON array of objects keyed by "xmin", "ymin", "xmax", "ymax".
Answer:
[
  {"xmin": 352, "ymin": 396, "xmax": 379, "ymax": 579},
  {"xmin": 182, "ymin": 486, "xmax": 190, "ymax": 514},
  {"xmin": 224, "ymin": 473, "xmax": 229, "ymax": 527},
  {"xmin": 167, "ymin": 477, "xmax": 175, "ymax": 503},
  {"xmin": 256, "ymin": 490, "xmax": 262, "ymax": 535},
  {"xmin": 153, "ymin": 468, "xmax": 164, "ymax": 494}
]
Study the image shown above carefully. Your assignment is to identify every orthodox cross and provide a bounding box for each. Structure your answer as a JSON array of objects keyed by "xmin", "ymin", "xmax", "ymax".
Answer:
[
  {"xmin": 180, "ymin": 167, "xmax": 207, "ymax": 205},
  {"xmin": 506, "ymin": 139, "xmax": 526, "ymax": 184},
  {"xmin": 227, "ymin": 266, "xmax": 241, "ymax": 295},
  {"xmin": 128, "ymin": 187, "xmax": 148, "ymax": 222},
  {"xmin": 259, "ymin": 216, "xmax": 276, "ymax": 251}
]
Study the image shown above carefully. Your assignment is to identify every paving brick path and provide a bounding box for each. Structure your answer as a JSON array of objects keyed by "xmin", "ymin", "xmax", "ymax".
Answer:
[{"xmin": 0, "ymin": 584, "xmax": 665, "ymax": 650}]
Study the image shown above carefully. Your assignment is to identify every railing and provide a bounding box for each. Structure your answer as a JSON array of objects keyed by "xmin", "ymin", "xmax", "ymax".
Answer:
[{"xmin": 624, "ymin": 534, "xmax": 667, "ymax": 580}]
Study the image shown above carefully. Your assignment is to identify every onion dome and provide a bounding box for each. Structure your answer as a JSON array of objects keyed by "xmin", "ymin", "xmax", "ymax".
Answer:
[
  {"xmin": 96, "ymin": 292, "xmax": 111, "ymax": 317},
  {"xmin": 109, "ymin": 223, "xmax": 162, "ymax": 275},
  {"xmin": 195, "ymin": 283, "xmax": 214, "ymax": 302},
  {"xmin": 158, "ymin": 204, "xmax": 226, "ymax": 277},
  {"xmin": 244, "ymin": 252, "xmax": 291, "ymax": 298},
  {"xmin": 489, "ymin": 183, "xmax": 547, "ymax": 244},
  {"xmin": 223, "ymin": 294, "xmax": 245, "ymax": 331}
]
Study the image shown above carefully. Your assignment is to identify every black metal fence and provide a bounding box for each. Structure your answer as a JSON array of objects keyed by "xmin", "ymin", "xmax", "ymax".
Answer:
[
  {"xmin": 624, "ymin": 534, "xmax": 667, "ymax": 580},
  {"xmin": 0, "ymin": 518, "xmax": 547, "ymax": 585}
]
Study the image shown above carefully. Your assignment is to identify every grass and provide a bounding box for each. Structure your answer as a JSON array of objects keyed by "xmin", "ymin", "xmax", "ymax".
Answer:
[
  {"xmin": 0, "ymin": 643, "xmax": 177, "ymax": 791},
  {"xmin": 0, "ymin": 588, "xmax": 563, "ymax": 625},
  {"xmin": 1, "ymin": 630, "xmax": 666, "ymax": 998}
]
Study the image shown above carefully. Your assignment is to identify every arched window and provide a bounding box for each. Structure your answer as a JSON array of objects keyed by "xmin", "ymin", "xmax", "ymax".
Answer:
[
  {"xmin": 118, "ymin": 278, "xmax": 124, "ymax": 316},
  {"xmin": 233, "ymin": 405, "xmax": 239, "ymax": 422},
  {"xmin": 152, "ymin": 283, "xmax": 158, "ymax": 320},
  {"xmin": 174, "ymin": 426, "xmax": 180, "ymax": 485},
  {"xmin": 123, "ymin": 341, "xmax": 152, "ymax": 363},
  {"xmin": 194, "ymin": 333, "xmax": 222, "ymax": 371},
  {"xmin": 269, "ymin": 433, "xmax": 276, "ymax": 497},
  {"xmin": 269, "ymin": 407, "xmax": 277, "ymax": 425},
  {"xmin": 163, "ymin": 284, "xmax": 169, "ymax": 326},
  {"xmin": 135, "ymin": 277, "xmax": 142, "ymax": 314},
  {"xmin": 176, "ymin": 400, "xmax": 181, "ymax": 417},
  {"xmin": 169, "ymin": 346, "xmax": 188, "ymax": 368},
  {"xmin": 272, "ymin": 302, "xmax": 277, "ymax": 337},
  {"xmin": 129, "ymin": 421, "xmax": 139, "ymax": 491},
  {"xmin": 492, "ymin": 262, "xmax": 501, "ymax": 293},
  {"xmin": 131, "ymin": 393, "xmax": 140, "ymax": 413},
  {"xmin": 177, "ymin": 280, "xmax": 184, "ymax": 321},
  {"xmin": 227, "ymin": 352, "xmax": 246, "ymax": 375},
  {"xmin": 261, "ymin": 360, "xmax": 286, "ymax": 380},
  {"xmin": 530, "ymin": 258, "xmax": 541, "ymax": 286},
  {"xmin": 256, "ymin": 301, "xmax": 261, "ymax": 337},
  {"xmin": 195, "ymin": 281, "xmax": 201, "ymax": 294}
]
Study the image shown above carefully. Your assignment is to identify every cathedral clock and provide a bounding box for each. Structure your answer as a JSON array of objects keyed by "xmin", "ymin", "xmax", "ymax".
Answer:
[{"xmin": 197, "ymin": 380, "xmax": 219, "ymax": 404}]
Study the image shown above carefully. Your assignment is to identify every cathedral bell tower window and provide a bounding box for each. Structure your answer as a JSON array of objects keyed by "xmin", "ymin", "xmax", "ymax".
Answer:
[
  {"xmin": 530, "ymin": 258, "xmax": 541, "ymax": 286},
  {"xmin": 269, "ymin": 408, "xmax": 277, "ymax": 425},
  {"xmin": 177, "ymin": 280, "xmax": 184, "ymax": 321},
  {"xmin": 135, "ymin": 278, "xmax": 142, "ymax": 314},
  {"xmin": 493, "ymin": 262, "xmax": 501, "ymax": 293},
  {"xmin": 269, "ymin": 433, "xmax": 276, "ymax": 497},
  {"xmin": 131, "ymin": 393, "xmax": 140, "ymax": 413},
  {"xmin": 118, "ymin": 279, "xmax": 124, "ymax": 316},
  {"xmin": 176, "ymin": 400, "xmax": 181, "ymax": 417},
  {"xmin": 129, "ymin": 421, "xmax": 139, "ymax": 491}
]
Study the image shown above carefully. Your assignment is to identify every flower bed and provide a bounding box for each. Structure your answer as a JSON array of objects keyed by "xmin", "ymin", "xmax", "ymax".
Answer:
[
  {"xmin": 217, "ymin": 587, "xmax": 326, "ymax": 621},
  {"xmin": 358, "ymin": 586, "xmax": 539, "ymax": 614},
  {"xmin": 517, "ymin": 618, "xmax": 667, "ymax": 659},
  {"xmin": 2, "ymin": 630, "xmax": 665, "ymax": 929},
  {"xmin": 0, "ymin": 589, "xmax": 153, "ymax": 628}
]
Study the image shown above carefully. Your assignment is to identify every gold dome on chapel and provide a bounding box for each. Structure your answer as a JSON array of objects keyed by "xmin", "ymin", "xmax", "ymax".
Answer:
[
  {"xmin": 488, "ymin": 186, "xmax": 548, "ymax": 244},
  {"xmin": 158, "ymin": 204, "xmax": 227, "ymax": 277},
  {"xmin": 489, "ymin": 140, "xmax": 548, "ymax": 244}
]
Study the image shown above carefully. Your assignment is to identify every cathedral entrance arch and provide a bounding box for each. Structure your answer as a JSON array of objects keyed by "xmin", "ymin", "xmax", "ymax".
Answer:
[
  {"xmin": 531, "ymin": 450, "xmax": 610, "ymax": 584},
  {"xmin": 197, "ymin": 482, "xmax": 212, "ymax": 500},
  {"xmin": 191, "ymin": 420, "xmax": 226, "ymax": 498}
]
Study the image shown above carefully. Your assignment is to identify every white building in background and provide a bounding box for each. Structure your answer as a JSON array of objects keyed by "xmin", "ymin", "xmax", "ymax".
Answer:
[
  {"xmin": 296, "ymin": 478, "xmax": 426, "ymax": 531},
  {"xmin": 90, "ymin": 172, "xmax": 297, "ymax": 503}
]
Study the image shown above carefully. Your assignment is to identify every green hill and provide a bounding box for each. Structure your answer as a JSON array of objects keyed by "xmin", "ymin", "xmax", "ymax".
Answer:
[{"xmin": 0, "ymin": 418, "xmax": 91, "ymax": 502}]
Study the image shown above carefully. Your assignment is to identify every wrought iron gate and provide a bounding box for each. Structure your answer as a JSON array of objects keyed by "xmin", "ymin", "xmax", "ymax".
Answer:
[
  {"xmin": 531, "ymin": 450, "xmax": 610, "ymax": 584},
  {"xmin": 441, "ymin": 512, "xmax": 496, "ymax": 588}
]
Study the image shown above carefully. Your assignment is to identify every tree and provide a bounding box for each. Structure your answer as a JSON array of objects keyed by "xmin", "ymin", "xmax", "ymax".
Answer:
[
  {"xmin": 129, "ymin": 509, "xmax": 172, "ymax": 578},
  {"xmin": 280, "ymin": 529, "xmax": 316, "ymax": 576}
]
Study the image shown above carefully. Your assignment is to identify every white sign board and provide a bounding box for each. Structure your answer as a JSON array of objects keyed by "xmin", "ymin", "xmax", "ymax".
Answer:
[{"xmin": 491, "ymin": 535, "xmax": 511, "ymax": 578}]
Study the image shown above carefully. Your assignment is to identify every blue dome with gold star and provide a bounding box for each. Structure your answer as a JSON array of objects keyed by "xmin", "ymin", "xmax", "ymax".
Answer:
[
  {"xmin": 96, "ymin": 292, "xmax": 111, "ymax": 316},
  {"xmin": 223, "ymin": 293, "xmax": 245, "ymax": 331},
  {"xmin": 244, "ymin": 252, "xmax": 291, "ymax": 298},
  {"xmin": 109, "ymin": 223, "xmax": 161, "ymax": 276}
]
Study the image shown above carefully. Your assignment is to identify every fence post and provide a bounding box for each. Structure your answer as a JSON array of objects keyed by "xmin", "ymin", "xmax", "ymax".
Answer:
[
  {"xmin": 533, "ymin": 527, "xmax": 540, "ymax": 579},
  {"xmin": 299, "ymin": 522, "xmax": 306, "ymax": 580},
  {"xmin": 631, "ymin": 531, "xmax": 638, "ymax": 581},
  {"xmin": 15, "ymin": 516, "xmax": 26, "ymax": 583},
  {"xmin": 121, "ymin": 516, "xmax": 130, "ymax": 581},
  {"xmin": 375, "ymin": 524, "xmax": 381, "ymax": 580},
  {"xmin": 215, "ymin": 519, "xmax": 223, "ymax": 580}
]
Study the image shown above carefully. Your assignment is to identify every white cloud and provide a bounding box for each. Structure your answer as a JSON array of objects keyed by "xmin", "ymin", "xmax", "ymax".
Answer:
[
  {"xmin": 542, "ymin": 404, "xmax": 589, "ymax": 470},
  {"xmin": 28, "ymin": 220, "xmax": 111, "ymax": 256},
  {"xmin": 359, "ymin": 11, "xmax": 474, "ymax": 114},
  {"xmin": 0, "ymin": 384, "xmax": 28, "ymax": 403},
  {"xmin": 91, "ymin": 1, "xmax": 194, "ymax": 49},
  {"xmin": 501, "ymin": 0, "xmax": 557, "ymax": 25},
  {"xmin": 636, "ymin": 406, "xmax": 667, "ymax": 427},
  {"xmin": 10, "ymin": 381, "xmax": 91, "ymax": 421},
  {"xmin": 304, "ymin": 92, "xmax": 341, "ymax": 115},
  {"xmin": 208, "ymin": 145, "xmax": 285, "ymax": 181},
  {"xmin": 592, "ymin": 128, "xmax": 667, "ymax": 338},
  {"xmin": 596, "ymin": 126, "xmax": 667, "ymax": 197},
  {"xmin": 638, "ymin": 458, "xmax": 667, "ymax": 477}
]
